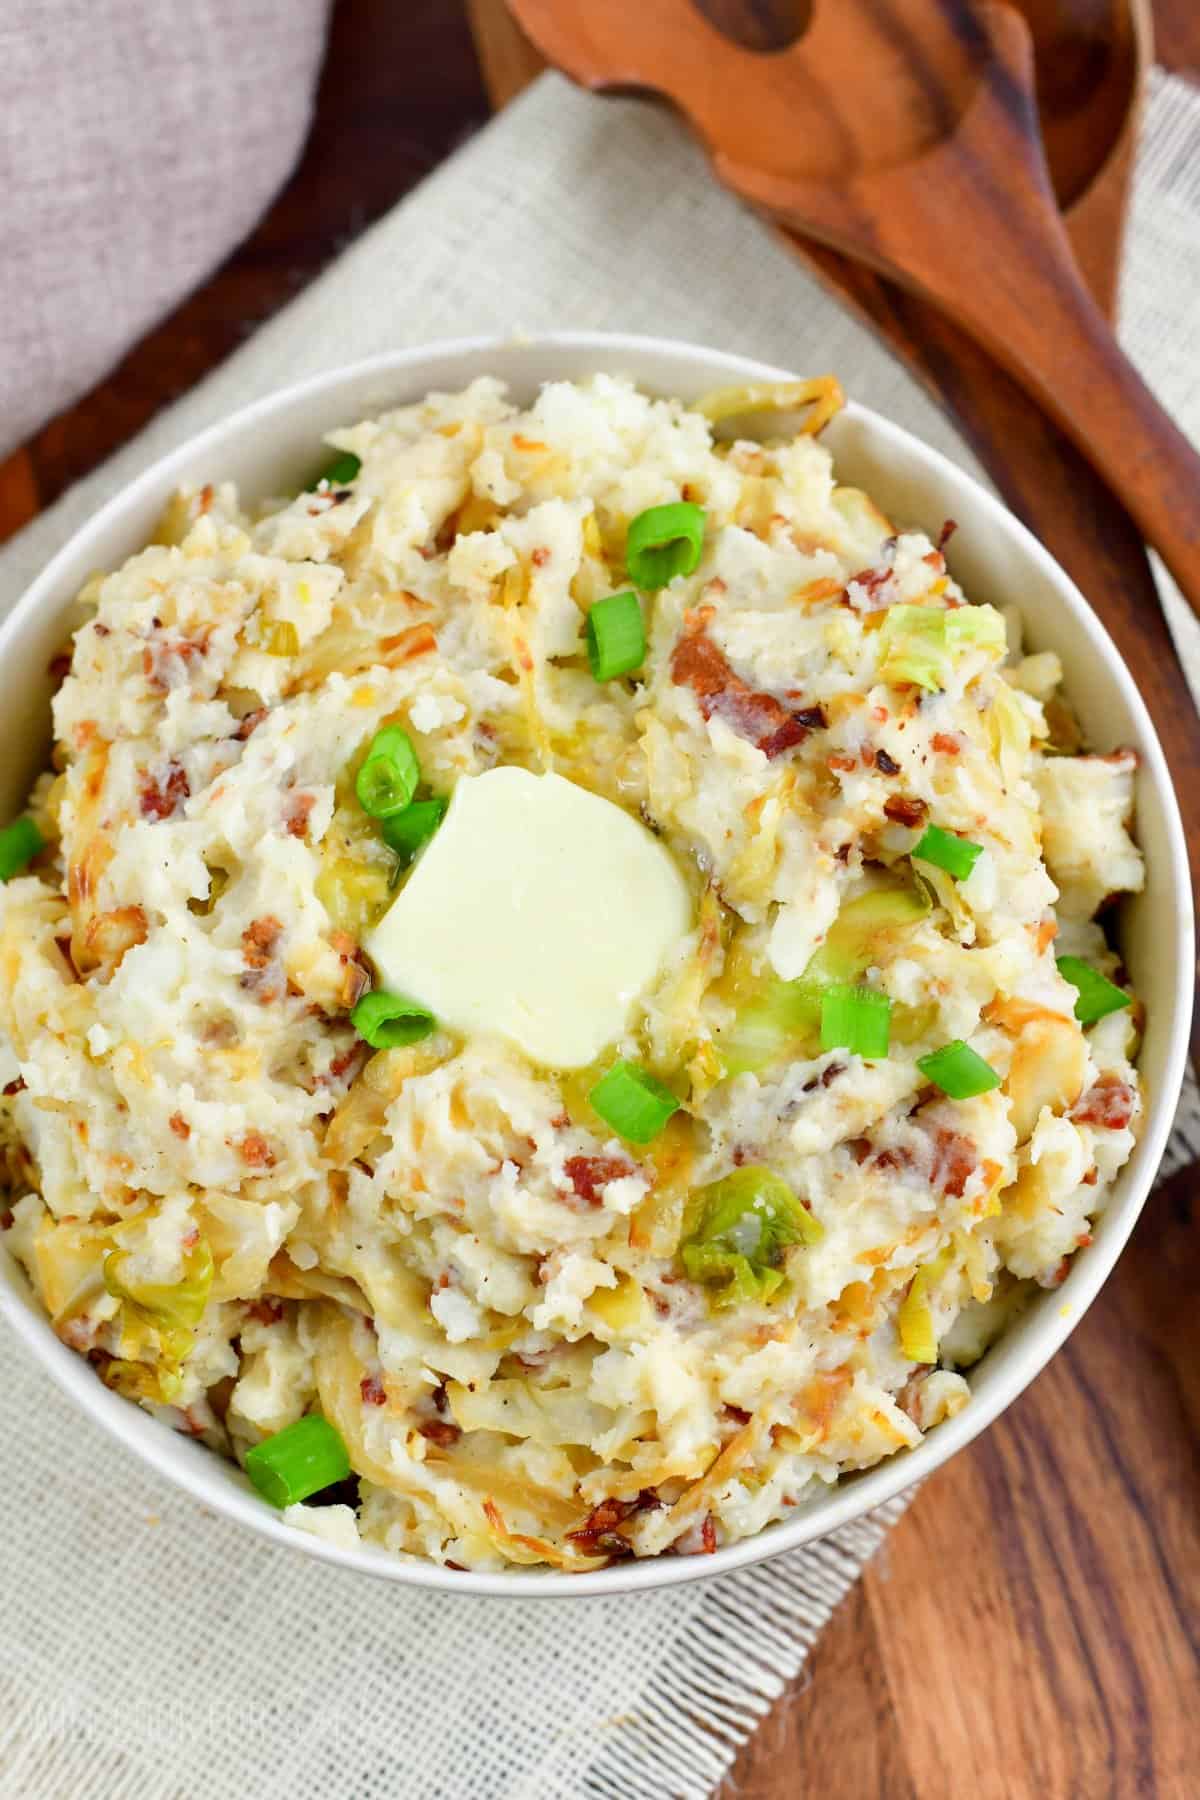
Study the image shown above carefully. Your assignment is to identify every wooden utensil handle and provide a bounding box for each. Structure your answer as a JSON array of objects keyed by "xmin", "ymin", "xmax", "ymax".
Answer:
[{"xmin": 705, "ymin": 3, "xmax": 1200, "ymax": 612}]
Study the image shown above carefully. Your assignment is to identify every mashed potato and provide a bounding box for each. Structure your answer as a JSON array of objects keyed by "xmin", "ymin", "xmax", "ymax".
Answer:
[{"xmin": 0, "ymin": 374, "xmax": 1144, "ymax": 1571}]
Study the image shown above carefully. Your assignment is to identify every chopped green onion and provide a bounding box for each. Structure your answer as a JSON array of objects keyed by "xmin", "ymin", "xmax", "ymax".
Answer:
[
  {"xmin": 1056, "ymin": 955, "xmax": 1132, "ymax": 1026},
  {"xmin": 351, "ymin": 989, "xmax": 436, "ymax": 1049},
  {"xmin": 382, "ymin": 797, "xmax": 447, "ymax": 865},
  {"xmin": 585, "ymin": 591, "xmax": 645, "ymax": 681},
  {"xmin": 819, "ymin": 984, "xmax": 892, "ymax": 1058},
  {"xmin": 913, "ymin": 824, "xmax": 982, "ymax": 882},
  {"xmin": 355, "ymin": 725, "xmax": 420, "ymax": 818},
  {"xmin": 311, "ymin": 450, "xmax": 361, "ymax": 489},
  {"xmin": 244, "ymin": 1414, "xmax": 351, "ymax": 1508},
  {"xmin": 625, "ymin": 501, "xmax": 706, "ymax": 590},
  {"xmin": 0, "ymin": 817, "xmax": 44, "ymax": 882},
  {"xmin": 589, "ymin": 1060, "xmax": 679, "ymax": 1144},
  {"xmin": 917, "ymin": 1040, "xmax": 1002, "ymax": 1099}
]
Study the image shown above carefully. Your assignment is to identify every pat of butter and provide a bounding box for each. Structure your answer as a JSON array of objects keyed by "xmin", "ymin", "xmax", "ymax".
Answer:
[{"xmin": 365, "ymin": 767, "xmax": 691, "ymax": 1068}]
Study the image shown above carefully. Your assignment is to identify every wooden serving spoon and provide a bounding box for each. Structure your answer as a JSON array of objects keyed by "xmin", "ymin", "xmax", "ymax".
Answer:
[{"xmin": 508, "ymin": 0, "xmax": 1200, "ymax": 613}]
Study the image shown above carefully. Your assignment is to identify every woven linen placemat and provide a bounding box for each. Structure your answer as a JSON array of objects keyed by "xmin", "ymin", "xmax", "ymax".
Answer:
[{"xmin": 1, "ymin": 68, "xmax": 1197, "ymax": 1800}]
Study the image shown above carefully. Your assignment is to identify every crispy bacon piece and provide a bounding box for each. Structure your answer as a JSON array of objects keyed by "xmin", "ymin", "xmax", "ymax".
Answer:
[
  {"xmin": 563, "ymin": 1154, "xmax": 634, "ymax": 1208},
  {"xmin": 931, "ymin": 732, "xmax": 962, "ymax": 756},
  {"xmin": 168, "ymin": 1112, "xmax": 190, "ymax": 1140},
  {"xmin": 360, "ymin": 1375, "xmax": 387, "ymax": 1406},
  {"xmin": 242, "ymin": 916, "xmax": 283, "ymax": 970},
  {"xmin": 875, "ymin": 747, "xmax": 901, "ymax": 776},
  {"xmin": 931, "ymin": 1128, "xmax": 977, "ymax": 1199},
  {"xmin": 566, "ymin": 1496, "xmax": 640, "ymax": 1557},
  {"xmin": 701, "ymin": 1514, "xmax": 718, "ymax": 1554},
  {"xmin": 3, "ymin": 1077, "xmax": 26, "ymax": 1097},
  {"xmin": 1070, "ymin": 1074, "xmax": 1136, "ymax": 1131},
  {"xmin": 237, "ymin": 1131, "xmax": 276, "ymax": 1169},
  {"xmin": 883, "ymin": 793, "xmax": 927, "ymax": 827},
  {"xmin": 670, "ymin": 631, "xmax": 822, "ymax": 759},
  {"xmin": 247, "ymin": 1297, "xmax": 284, "ymax": 1326},
  {"xmin": 234, "ymin": 707, "xmax": 269, "ymax": 742},
  {"xmin": 419, "ymin": 1419, "xmax": 462, "ymax": 1449},
  {"xmin": 283, "ymin": 792, "xmax": 316, "ymax": 839},
  {"xmin": 937, "ymin": 519, "xmax": 958, "ymax": 551},
  {"xmin": 140, "ymin": 760, "xmax": 190, "ymax": 821}
]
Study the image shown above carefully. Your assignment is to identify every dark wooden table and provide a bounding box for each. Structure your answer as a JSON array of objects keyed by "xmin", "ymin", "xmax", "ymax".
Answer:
[{"xmin": 2, "ymin": 4, "xmax": 1197, "ymax": 1794}]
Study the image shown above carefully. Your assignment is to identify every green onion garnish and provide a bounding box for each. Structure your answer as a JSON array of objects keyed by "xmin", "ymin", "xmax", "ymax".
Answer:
[
  {"xmin": 355, "ymin": 725, "xmax": 420, "ymax": 818},
  {"xmin": 351, "ymin": 989, "xmax": 436, "ymax": 1049},
  {"xmin": 913, "ymin": 824, "xmax": 982, "ymax": 882},
  {"xmin": 585, "ymin": 591, "xmax": 646, "ymax": 682},
  {"xmin": 1056, "ymin": 955, "xmax": 1133, "ymax": 1026},
  {"xmin": 819, "ymin": 984, "xmax": 892, "ymax": 1058},
  {"xmin": 244, "ymin": 1414, "xmax": 351, "ymax": 1508},
  {"xmin": 311, "ymin": 450, "xmax": 361, "ymax": 489},
  {"xmin": 917, "ymin": 1040, "xmax": 1001, "ymax": 1099},
  {"xmin": 589, "ymin": 1059, "xmax": 679, "ymax": 1144},
  {"xmin": 382, "ymin": 797, "xmax": 447, "ymax": 865},
  {"xmin": 0, "ymin": 817, "xmax": 44, "ymax": 882},
  {"xmin": 626, "ymin": 501, "xmax": 706, "ymax": 590}
]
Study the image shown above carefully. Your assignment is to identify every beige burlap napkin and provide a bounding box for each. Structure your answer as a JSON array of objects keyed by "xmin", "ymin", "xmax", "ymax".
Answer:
[{"xmin": 1, "ymin": 67, "xmax": 1197, "ymax": 1800}]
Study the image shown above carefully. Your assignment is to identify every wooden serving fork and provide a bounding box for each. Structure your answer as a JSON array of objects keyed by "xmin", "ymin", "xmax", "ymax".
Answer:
[{"xmin": 509, "ymin": 0, "xmax": 1200, "ymax": 612}]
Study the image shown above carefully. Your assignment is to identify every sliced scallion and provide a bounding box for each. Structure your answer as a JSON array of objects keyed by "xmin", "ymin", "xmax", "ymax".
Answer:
[
  {"xmin": 355, "ymin": 725, "xmax": 420, "ymax": 819},
  {"xmin": 819, "ymin": 984, "xmax": 892, "ymax": 1058},
  {"xmin": 1056, "ymin": 955, "xmax": 1132, "ymax": 1027},
  {"xmin": 589, "ymin": 1060, "xmax": 679, "ymax": 1144},
  {"xmin": 351, "ymin": 989, "xmax": 436, "ymax": 1049},
  {"xmin": 311, "ymin": 450, "xmax": 361, "ymax": 490},
  {"xmin": 382, "ymin": 797, "xmax": 447, "ymax": 865},
  {"xmin": 917, "ymin": 1040, "xmax": 1001, "ymax": 1099},
  {"xmin": 0, "ymin": 816, "xmax": 44, "ymax": 882},
  {"xmin": 626, "ymin": 501, "xmax": 706, "ymax": 590},
  {"xmin": 244, "ymin": 1414, "xmax": 351, "ymax": 1508},
  {"xmin": 585, "ymin": 591, "xmax": 645, "ymax": 682},
  {"xmin": 913, "ymin": 824, "xmax": 982, "ymax": 882}
]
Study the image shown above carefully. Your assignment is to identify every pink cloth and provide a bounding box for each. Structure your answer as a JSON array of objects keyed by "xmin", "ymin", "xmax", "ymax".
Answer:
[{"xmin": 0, "ymin": 0, "xmax": 330, "ymax": 457}]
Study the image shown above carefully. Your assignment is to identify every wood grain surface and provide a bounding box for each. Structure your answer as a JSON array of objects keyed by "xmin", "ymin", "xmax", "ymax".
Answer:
[{"xmin": 2, "ymin": 3, "xmax": 1197, "ymax": 1795}]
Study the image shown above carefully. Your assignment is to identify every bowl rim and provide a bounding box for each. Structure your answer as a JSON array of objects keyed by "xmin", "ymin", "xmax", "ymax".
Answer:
[{"xmin": 0, "ymin": 329, "xmax": 1190, "ymax": 1598}]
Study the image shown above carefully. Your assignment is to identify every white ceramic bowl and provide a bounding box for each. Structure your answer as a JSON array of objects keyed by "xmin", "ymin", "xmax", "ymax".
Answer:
[{"xmin": 0, "ymin": 334, "xmax": 1190, "ymax": 1596}]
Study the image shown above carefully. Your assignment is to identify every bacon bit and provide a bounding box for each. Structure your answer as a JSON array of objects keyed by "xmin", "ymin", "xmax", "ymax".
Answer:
[
  {"xmin": 140, "ymin": 760, "xmax": 190, "ymax": 821},
  {"xmin": 848, "ymin": 563, "xmax": 894, "ymax": 603},
  {"xmin": 1053, "ymin": 1257, "xmax": 1072, "ymax": 1286},
  {"xmin": 0, "ymin": 1209, "xmax": 14, "ymax": 1232},
  {"xmin": 2, "ymin": 1077, "xmax": 25, "ymax": 1097},
  {"xmin": 318, "ymin": 1039, "xmax": 368, "ymax": 1090},
  {"xmin": 431, "ymin": 1380, "xmax": 449, "ymax": 1415},
  {"xmin": 379, "ymin": 623, "xmax": 438, "ymax": 665},
  {"xmin": 360, "ymin": 1375, "xmax": 387, "ymax": 1406},
  {"xmin": 883, "ymin": 793, "xmax": 928, "ymax": 828},
  {"xmin": 873, "ymin": 1145, "xmax": 916, "ymax": 1174},
  {"xmin": 847, "ymin": 1137, "xmax": 871, "ymax": 1164},
  {"xmin": 566, "ymin": 1496, "xmax": 639, "ymax": 1556},
  {"xmin": 1077, "ymin": 1231, "xmax": 1094, "ymax": 1247},
  {"xmin": 827, "ymin": 753, "xmax": 858, "ymax": 774},
  {"xmin": 1070, "ymin": 1073, "xmax": 1135, "ymax": 1131},
  {"xmin": 1082, "ymin": 1167, "xmax": 1099, "ymax": 1187},
  {"xmin": 142, "ymin": 635, "xmax": 209, "ymax": 694},
  {"xmin": 938, "ymin": 519, "xmax": 958, "ymax": 551},
  {"xmin": 237, "ymin": 1131, "xmax": 276, "ymax": 1169},
  {"xmin": 931, "ymin": 1128, "xmax": 976, "ymax": 1199},
  {"xmin": 234, "ymin": 708, "xmax": 269, "ymax": 741},
  {"xmin": 168, "ymin": 1112, "xmax": 190, "ymax": 1140},
  {"xmin": 670, "ymin": 631, "xmax": 819, "ymax": 759},
  {"xmin": 530, "ymin": 547, "xmax": 551, "ymax": 568},
  {"xmin": 931, "ymin": 732, "xmax": 962, "ymax": 756},
  {"xmin": 419, "ymin": 1419, "xmax": 462, "ymax": 1449},
  {"xmin": 242, "ymin": 916, "xmax": 283, "ymax": 969},
  {"xmin": 922, "ymin": 550, "xmax": 945, "ymax": 569},
  {"xmin": 247, "ymin": 1297, "xmax": 284, "ymax": 1325},
  {"xmin": 700, "ymin": 1514, "xmax": 718, "ymax": 1555},
  {"xmin": 47, "ymin": 651, "xmax": 73, "ymax": 684},
  {"xmin": 283, "ymin": 792, "xmax": 316, "ymax": 839},
  {"xmin": 875, "ymin": 747, "xmax": 901, "ymax": 776},
  {"xmin": 563, "ymin": 1154, "xmax": 634, "ymax": 1208}
]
